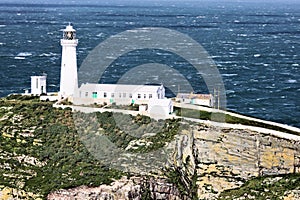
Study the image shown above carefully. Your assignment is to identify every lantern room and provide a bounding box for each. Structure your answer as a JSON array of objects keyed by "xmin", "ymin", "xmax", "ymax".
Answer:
[{"xmin": 63, "ymin": 23, "xmax": 76, "ymax": 40}]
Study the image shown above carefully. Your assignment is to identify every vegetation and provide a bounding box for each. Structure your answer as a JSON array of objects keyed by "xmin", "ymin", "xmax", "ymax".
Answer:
[
  {"xmin": 5, "ymin": 94, "xmax": 40, "ymax": 102},
  {"xmin": 174, "ymin": 107, "xmax": 299, "ymax": 136},
  {"xmin": 0, "ymin": 95, "xmax": 187, "ymax": 198},
  {"xmin": 107, "ymin": 103, "xmax": 139, "ymax": 111},
  {"xmin": 0, "ymin": 96, "xmax": 124, "ymax": 198},
  {"xmin": 74, "ymin": 111, "xmax": 182, "ymax": 153},
  {"xmin": 164, "ymin": 167, "xmax": 198, "ymax": 200},
  {"xmin": 218, "ymin": 173, "xmax": 300, "ymax": 200}
]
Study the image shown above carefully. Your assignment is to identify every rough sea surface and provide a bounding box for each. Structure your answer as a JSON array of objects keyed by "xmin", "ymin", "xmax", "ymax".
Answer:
[{"xmin": 0, "ymin": 1, "xmax": 299, "ymax": 127}]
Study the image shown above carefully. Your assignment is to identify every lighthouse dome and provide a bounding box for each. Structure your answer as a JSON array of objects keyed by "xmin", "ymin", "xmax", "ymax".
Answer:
[{"xmin": 64, "ymin": 24, "xmax": 76, "ymax": 32}]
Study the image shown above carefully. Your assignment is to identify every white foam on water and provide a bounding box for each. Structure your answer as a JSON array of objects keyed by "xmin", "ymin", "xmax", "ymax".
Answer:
[
  {"xmin": 236, "ymin": 47, "xmax": 248, "ymax": 50},
  {"xmin": 14, "ymin": 56, "xmax": 25, "ymax": 60},
  {"xmin": 286, "ymin": 79, "xmax": 297, "ymax": 84},
  {"xmin": 17, "ymin": 52, "xmax": 32, "ymax": 57},
  {"xmin": 226, "ymin": 90, "xmax": 235, "ymax": 94},
  {"xmin": 39, "ymin": 52, "xmax": 58, "ymax": 57},
  {"xmin": 222, "ymin": 73, "xmax": 238, "ymax": 77},
  {"xmin": 96, "ymin": 33, "xmax": 104, "ymax": 37}
]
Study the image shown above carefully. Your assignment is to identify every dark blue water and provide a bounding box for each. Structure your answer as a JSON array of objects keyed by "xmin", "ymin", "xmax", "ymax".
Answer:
[{"xmin": 0, "ymin": 2, "xmax": 299, "ymax": 127}]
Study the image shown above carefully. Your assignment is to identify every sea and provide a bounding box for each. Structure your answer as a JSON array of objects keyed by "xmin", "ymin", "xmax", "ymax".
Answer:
[{"xmin": 0, "ymin": 1, "xmax": 299, "ymax": 128}]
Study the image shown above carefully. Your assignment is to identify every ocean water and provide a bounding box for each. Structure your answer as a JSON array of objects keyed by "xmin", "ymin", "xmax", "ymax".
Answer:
[{"xmin": 0, "ymin": 2, "xmax": 299, "ymax": 127}]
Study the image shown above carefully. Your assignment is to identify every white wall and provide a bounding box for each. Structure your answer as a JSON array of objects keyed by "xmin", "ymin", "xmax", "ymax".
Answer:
[
  {"xmin": 31, "ymin": 76, "xmax": 46, "ymax": 95},
  {"xmin": 148, "ymin": 99, "xmax": 173, "ymax": 119},
  {"xmin": 76, "ymin": 84, "xmax": 166, "ymax": 106}
]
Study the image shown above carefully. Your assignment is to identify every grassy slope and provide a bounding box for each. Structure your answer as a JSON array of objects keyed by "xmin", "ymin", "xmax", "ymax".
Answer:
[
  {"xmin": 174, "ymin": 107, "xmax": 299, "ymax": 136},
  {"xmin": 0, "ymin": 96, "xmax": 123, "ymax": 198},
  {"xmin": 218, "ymin": 173, "xmax": 300, "ymax": 200},
  {"xmin": 0, "ymin": 95, "xmax": 183, "ymax": 198}
]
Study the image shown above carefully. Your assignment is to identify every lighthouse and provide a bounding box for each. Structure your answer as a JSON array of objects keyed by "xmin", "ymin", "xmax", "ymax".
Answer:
[{"xmin": 59, "ymin": 24, "xmax": 78, "ymax": 100}]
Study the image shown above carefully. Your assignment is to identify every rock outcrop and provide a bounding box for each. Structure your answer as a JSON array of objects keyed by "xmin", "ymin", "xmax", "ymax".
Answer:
[
  {"xmin": 47, "ymin": 122, "xmax": 300, "ymax": 200},
  {"xmin": 47, "ymin": 176, "xmax": 182, "ymax": 200},
  {"xmin": 173, "ymin": 123, "xmax": 300, "ymax": 199}
]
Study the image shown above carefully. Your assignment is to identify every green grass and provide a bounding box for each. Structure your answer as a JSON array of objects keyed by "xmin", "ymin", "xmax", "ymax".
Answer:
[
  {"xmin": 174, "ymin": 107, "xmax": 299, "ymax": 136},
  {"xmin": 0, "ymin": 96, "xmax": 187, "ymax": 198},
  {"xmin": 164, "ymin": 166, "xmax": 199, "ymax": 200},
  {"xmin": 218, "ymin": 173, "xmax": 300, "ymax": 200},
  {"xmin": 0, "ymin": 97, "xmax": 124, "ymax": 198}
]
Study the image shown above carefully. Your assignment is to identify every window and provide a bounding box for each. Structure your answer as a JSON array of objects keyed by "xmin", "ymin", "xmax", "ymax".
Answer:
[
  {"xmin": 92, "ymin": 92, "xmax": 97, "ymax": 99},
  {"xmin": 104, "ymin": 92, "xmax": 107, "ymax": 98},
  {"xmin": 129, "ymin": 93, "xmax": 132, "ymax": 98},
  {"xmin": 36, "ymin": 78, "xmax": 38, "ymax": 89},
  {"xmin": 85, "ymin": 92, "xmax": 89, "ymax": 97},
  {"xmin": 144, "ymin": 94, "xmax": 146, "ymax": 99},
  {"xmin": 138, "ymin": 94, "xmax": 141, "ymax": 99},
  {"xmin": 119, "ymin": 93, "xmax": 122, "ymax": 98},
  {"xmin": 149, "ymin": 94, "xmax": 152, "ymax": 99},
  {"xmin": 123, "ymin": 93, "xmax": 126, "ymax": 98},
  {"xmin": 111, "ymin": 93, "xmax": 114, "ymax": 98}
]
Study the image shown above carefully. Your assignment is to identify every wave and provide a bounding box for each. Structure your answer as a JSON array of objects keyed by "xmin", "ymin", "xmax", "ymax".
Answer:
[
  {"xmin": 17, "ymin": 52, "xmax": 32, "ymax": 57},
  {"xmin": 39, "ymin": 52, "xmax": 58, "ymax": 57},
  {"xmin": 14, "ymin": 56, "xmax": 26, "ymax": 60},
  {"xmin": 286, "ymin": 79, "xmax": 297, "ymax": 84},
  {"xmin": 222, "ymin": 73, "xmax": 238, "ymax": 77},
  {"xmin": 264, "ymin": 31, "xmax": 300, "ymax": 35}
]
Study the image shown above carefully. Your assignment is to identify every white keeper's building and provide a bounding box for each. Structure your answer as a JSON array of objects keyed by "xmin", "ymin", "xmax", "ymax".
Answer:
[{"xmin": 74, "ymin": 83, "xmax": 165, "ymax": 106}]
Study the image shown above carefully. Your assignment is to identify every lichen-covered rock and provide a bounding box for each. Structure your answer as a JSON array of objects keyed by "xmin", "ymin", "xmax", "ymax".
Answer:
[
  {"xmin": 172, "ymin": 124, "xmax": 300, "ymax": 199},
  {"xmin": 47, "ymin": 176, "xmax": 182, "ymax": 200},
  {"xmin": 0, "ymin": 187, "xmax": 42, "ymax": 200},
  {"xmin": 282, "ymin": 190, "xmax": 300, "ymax": 200}
]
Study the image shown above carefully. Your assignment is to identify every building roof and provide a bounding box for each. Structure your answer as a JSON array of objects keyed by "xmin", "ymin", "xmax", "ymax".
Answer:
[
  {"xmin": 176, "ymin": 93, "xmax": 212, "ymax": 100},
  {"xmin": 79, "ymin": 83, "xmax": 163, "ymax": 93}
]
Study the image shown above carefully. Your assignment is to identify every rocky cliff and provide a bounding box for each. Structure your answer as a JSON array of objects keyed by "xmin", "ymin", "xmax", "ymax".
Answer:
[
  {"xmin": 47, "ymin": 120, "xmax": 300, "ymax": 199},
  {"xmin": 173, "ymin": 122, "xmax": 300, "ymax": 199},
  {"xmin": 48, "ymin": 176, "xmax": 182, "ymax": 200},
  {"xmin": 1, "ymin": 96, "xmax": 300, "ymax": 200}
]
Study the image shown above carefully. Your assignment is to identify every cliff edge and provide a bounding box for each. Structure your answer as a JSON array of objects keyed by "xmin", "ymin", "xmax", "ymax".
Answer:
[{"xmin": 0, "ymin": 95, "xmax": 299, "ymax": 199}]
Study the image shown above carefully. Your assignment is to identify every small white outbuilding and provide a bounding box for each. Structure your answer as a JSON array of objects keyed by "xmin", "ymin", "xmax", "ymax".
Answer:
[{"xmin": 31, "ymin": 75, "xmax": 47, "ymax": 95}]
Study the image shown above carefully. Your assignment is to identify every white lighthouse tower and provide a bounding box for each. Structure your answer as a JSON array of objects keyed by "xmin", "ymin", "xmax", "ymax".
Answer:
[{"xmin": 59, "ymin": 24, "xmax": 78, "ymax": 100}]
